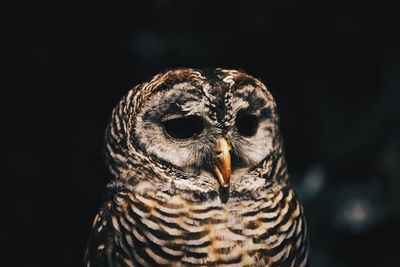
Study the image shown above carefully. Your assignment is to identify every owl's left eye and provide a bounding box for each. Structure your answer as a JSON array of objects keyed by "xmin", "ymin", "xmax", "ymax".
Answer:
[
  {"xmin": 163, "ymin": 116, "xmax": 203, "ymax": 140},
  {"xmin": 236, "ymin": 112, "xmax": 259, "ymax": 137}
]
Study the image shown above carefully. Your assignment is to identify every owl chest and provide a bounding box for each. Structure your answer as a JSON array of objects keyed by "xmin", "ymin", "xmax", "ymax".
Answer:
[{"xmin": 111, "ymin": 192, "xmax": 298, "ymax": 266}]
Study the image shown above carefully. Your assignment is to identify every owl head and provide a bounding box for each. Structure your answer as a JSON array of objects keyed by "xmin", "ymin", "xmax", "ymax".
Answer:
[{"xmin": 105, "ymin": 68, "xmax": 287, "ymax": 196}]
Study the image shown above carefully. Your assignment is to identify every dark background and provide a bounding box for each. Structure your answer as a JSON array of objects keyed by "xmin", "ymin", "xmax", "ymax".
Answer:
[{"xmin": 4, "ymin": 0, "xmax": 399, "ymax": 266}]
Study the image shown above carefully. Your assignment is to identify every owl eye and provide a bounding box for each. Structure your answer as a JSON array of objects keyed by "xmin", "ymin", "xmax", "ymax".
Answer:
[
  {"xmin": 236, "ymin": 113, "xmax": 259, "ymax": 136},
  {"xmin": 163, "ymin": 116, "xmax": 203, "ymax": 139}
]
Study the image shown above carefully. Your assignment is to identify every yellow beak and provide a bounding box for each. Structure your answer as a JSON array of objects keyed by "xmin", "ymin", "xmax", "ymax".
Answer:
[{"xmin": 213, "ymin": 138, "xmax": 232, "ymax": 187}]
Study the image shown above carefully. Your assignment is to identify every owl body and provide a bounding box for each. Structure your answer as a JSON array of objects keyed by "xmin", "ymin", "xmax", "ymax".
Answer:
[{"xmin": 85, "ymin": 68, "xmax": 309, "ymax": 266}]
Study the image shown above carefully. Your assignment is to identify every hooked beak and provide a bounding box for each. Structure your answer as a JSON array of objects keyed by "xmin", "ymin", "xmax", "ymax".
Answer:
[{"xmin": 213, "ymin": 138, "xmax": 232, "ymax": 188}]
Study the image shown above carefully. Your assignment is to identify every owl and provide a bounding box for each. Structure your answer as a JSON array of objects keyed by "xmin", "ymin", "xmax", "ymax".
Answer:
[{"xmin": 84, "ymin": 68, "xmax": 309, "ymax": 266}]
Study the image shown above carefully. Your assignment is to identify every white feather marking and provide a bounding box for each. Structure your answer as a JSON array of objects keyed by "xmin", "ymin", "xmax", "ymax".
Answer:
[
  {"xmin": 176, "ymin": 234, "xmax": 209, "ymax": 246},
  {"xmin": 122, "ymin": 258, "xmax": 135, "ymax": 267},
  {"xmin": 129, "ymin": 203, "xmax": 148, "ymax": 218},
  {"xmin": 189, "ymin": 209, "xmax": 223, "ymax": 220},
  {"xmin": 161, "ymin": 246, "xmax": 184, "ymax": 257},
  {"xmin": 223, "ymin": 75, "xmax": 236, "ymax": 87},
  {"xmin": 111, "ymin": 216, "xmax": 120, "ymax": 232},
  {"xmin": 140, "ymin": 217, "xmax": 160, "ymax": 231},
  {"xmin": 123, "ymin": 212, "xmax": 137, "ymax": 226},
  {"xmin": 173, "ymin": 178, "xmax": 209, "ymax": 193},
  {"xmin": 125, "ymin": 233, "xmax": 134, "ymax": 247},
  {"xmin": 133, "ymin": 181, "xmax": 154, "ymax": 195},
  {"xmin": 145, "ymin": 247, "xmax": 170, "ymax": 264},
  {"xmin": 182, "ymin": 256, "xmax": 206, "ymax": 265},
  {"xmin": 179, "ymin": 222, "xmax": 204, "ymax": 233},
  {"xmin": 159, "ymin": 224, "xmax": 184, "ymax": 236},
  {"xmin": 299, "ymin": 250, "xmax": 309, "ymax": 267},
  {"xmin": 268, "ymin": 245, "xmax": 290, "ymax": 263},
  {"xmin": 143, "ymin": 230, "xmax": 167, "ymax": 246},
  {"xmin": 132, "ymin": 249, "xmax": 150, "ymax": 267},
  {"xmin": 119, "ymin": 217, "xmax": 131, "ymax": 232},
  {"xmin": 132, "ymin": 228, "xmax": 146, "ymax": 243},
  {"xmin": 156, "ymin": 205, "xmax": 181, "ymax": 215}
]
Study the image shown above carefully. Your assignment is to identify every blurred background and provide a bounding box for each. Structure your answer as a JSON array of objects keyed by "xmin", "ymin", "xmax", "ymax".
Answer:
[{"xmin": 3, "ymin": 0, "xmax": 399, "ymax": 266}]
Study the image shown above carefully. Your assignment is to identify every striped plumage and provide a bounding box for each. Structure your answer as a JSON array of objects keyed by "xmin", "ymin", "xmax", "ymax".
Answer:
[{"xmin": 85, "ymin": 68, "xmax": 309, "ymax": 266}]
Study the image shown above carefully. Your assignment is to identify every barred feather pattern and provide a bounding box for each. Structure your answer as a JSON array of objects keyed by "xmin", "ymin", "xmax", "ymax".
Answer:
[
  {"xmin": 84, "ymin": 68, "xmax": 309, "ymax": 266},
  {"xmin": 85, "ymin": 185, "xmax": 308, "ymax": 267}
]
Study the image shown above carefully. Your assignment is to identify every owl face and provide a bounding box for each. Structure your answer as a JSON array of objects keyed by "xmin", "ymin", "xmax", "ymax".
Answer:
[{"xmin": 120, "ymin": 68, "xmax": 280, "ymax": 190}]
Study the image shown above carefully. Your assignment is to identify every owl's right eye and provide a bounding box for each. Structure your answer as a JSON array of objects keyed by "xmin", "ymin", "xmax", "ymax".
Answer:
[{"xmin": 163, "ymin": 116, "xmax": 203, "ymax": 140}]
